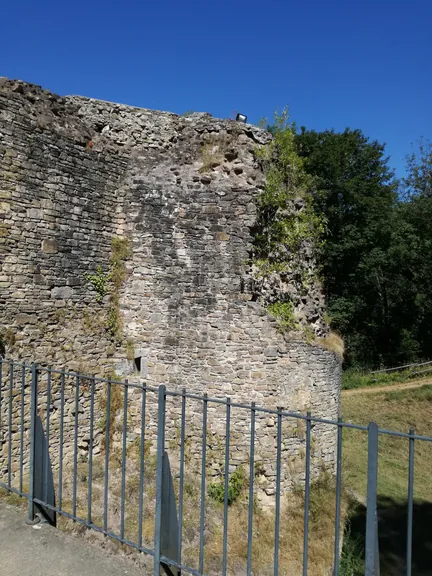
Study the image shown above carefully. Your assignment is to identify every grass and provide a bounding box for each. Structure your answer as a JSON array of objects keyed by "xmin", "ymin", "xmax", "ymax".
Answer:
[
  {"xmin": 0, "ymin": 446, "xmax": 350, "ymax": 575},
  {"xmin": 341, "ymin": 383, "xmax": 432, "ymax": 502},
  {"xmin": 342, "ymin": 365, "xmax": 432, "ymax": 390},
  {"xmin": 316, "ymin": 332, "xmax": 344, "ymax": 358},
  {"xmin": 341, "ymin": 382, "xmax": 432, "ymax": 574},
  {"xmin": 0, "ymin": 487, "xmax": 28, "ymax": 509},
  {"xmin": 97, "ymin": 380, "xmax": 124, "ymax": 449}
]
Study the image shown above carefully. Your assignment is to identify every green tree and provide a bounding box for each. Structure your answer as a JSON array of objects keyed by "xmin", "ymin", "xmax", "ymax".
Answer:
[
  {"xmin": 295, "ymin": 128, "xmax": 400, "ymax": 367},
  {"xmin": 397, "ymin": 140, "xmax": 432, "ymax": 360}
]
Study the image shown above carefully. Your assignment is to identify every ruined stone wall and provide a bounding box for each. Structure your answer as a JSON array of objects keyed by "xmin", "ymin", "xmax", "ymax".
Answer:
[
  {"xmin": 0, "ymin": 80, "xmax": 128, "ymax": 373},
  {"xmin": 0, "ymin": 78, "xmax": 341, "ymax": 497}
]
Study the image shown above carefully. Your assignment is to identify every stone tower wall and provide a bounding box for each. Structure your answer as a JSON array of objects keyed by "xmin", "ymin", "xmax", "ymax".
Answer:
[{"xmin": 0, "ymin": 79, "xmax": 341, "ymax": 497}]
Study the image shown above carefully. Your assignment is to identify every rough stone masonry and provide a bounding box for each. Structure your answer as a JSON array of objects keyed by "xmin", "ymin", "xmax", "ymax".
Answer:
[{"xmin": 0, "ymin": 78, "xmax": 341, "ymax": 499}]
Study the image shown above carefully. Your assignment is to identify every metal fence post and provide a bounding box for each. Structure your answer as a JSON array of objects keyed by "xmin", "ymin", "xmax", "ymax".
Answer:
[
  {"xmin": 154, "ymin": 385, "xmax": 166, "ymax": 576},
  {"xmin": 365, "ymin": 422, "xmax": 380, "ymax": 575},
  {"xmin": 26, "ymin": 363, "xmax": 40, "ymax": 525},
  {"xmin": 406, "ymin": 429, "xmax": 415, "ymax": 576}
]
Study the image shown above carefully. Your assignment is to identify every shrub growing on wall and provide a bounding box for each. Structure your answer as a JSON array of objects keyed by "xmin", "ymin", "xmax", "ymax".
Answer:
[{"xmin": 252, "ymin": 109, "xmax": 326, "ymax": 333}]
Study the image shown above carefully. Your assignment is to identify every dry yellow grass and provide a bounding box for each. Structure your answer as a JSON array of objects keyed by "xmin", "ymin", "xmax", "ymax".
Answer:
[
  {"xmin": 0, "ymin": 438, "xmax": 349, "ymax": 574},
  {"xmin": 317, "ymin": 332, "xmax": 345, "ymax": 358},
  {"xmin": 341, "ymin": 383, "xmax": 432, "ymax": 502},
  {"xmin": 53, "ymin": 448, "xmax": 348, "ymax": 575},
  {"xmin": 206, "ymin": 475, "xmax": 349, "ymax": 576}
]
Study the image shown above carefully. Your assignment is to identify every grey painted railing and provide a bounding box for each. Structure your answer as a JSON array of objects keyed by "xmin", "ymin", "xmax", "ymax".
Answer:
[{"xmin": 0, "ymin": 359, "xmax": 429, "ymax": 575}]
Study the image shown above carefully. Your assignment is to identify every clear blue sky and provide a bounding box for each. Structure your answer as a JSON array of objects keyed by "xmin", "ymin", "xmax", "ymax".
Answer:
[{"xmin": 1, "ymin": 0, "xmax": 431, "ymax": 177}]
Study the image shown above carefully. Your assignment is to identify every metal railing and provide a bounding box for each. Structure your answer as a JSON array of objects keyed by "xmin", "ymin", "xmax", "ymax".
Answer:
[
  {"xmin": 371, "ymin": 360, "xmax": 432, "ymax": 376},
  {"xmin": 0, "ymin": 358, "xmax": 430, "ymax": 575}
]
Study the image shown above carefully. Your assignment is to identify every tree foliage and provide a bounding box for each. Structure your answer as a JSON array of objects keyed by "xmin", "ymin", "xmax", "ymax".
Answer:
[{"xmin": 293, "ymin": 129, "xmax": 432, "ymax": 368}]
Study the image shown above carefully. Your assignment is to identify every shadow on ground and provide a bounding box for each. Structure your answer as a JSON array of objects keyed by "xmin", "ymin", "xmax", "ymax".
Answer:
[{"xmin": 349, "ymin": 496, "xmax": 432, "ymax": 575}]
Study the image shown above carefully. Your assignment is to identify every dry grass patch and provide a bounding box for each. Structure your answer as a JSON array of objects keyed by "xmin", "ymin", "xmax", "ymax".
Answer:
[
  {"xmin": 54, "ymin": 446, "xmax": 348, "ymax": 576},
  {"xmin": 341, "ymin": 384, "xmax": 432, "ymax": 502},
  {"xmin": 317, "ymin": 331, "xmax": 344, "ymax": 358}
]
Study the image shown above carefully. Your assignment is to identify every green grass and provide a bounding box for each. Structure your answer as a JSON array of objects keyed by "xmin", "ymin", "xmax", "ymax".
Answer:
[
  {"xmin": 342, "ymin": 366, "xmax": 432, "ymax": 390},
  {"xmin": 341, "ymin": 384, "xmax": 432, "ymax": 502}
]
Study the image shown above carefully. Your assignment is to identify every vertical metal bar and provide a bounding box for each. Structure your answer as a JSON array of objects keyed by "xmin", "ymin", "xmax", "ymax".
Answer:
[
  {"xmin": 365, "ymin": 421, "xmax": 379, "ymax": 576},
  {"xmin": 7, "ymin": 360, "xmax": 13, "ymax": 488},
  {"xmin": 44, "ymin": 368, "xmax": 51, "ymax": 503},
  {"xmin": 0, "ymin": 360, "xmax": 2, "ymax": 432},
  {"xmin": 19, "ymin": 363, "xmax": 25, "ymax": 494},
  {"xmin": 247, "ymin": 403, "xmax": 256, "ymax": 576},
  {"xmin": 58, "ymin": 369, "xmax": 65, "ymax": 510},
  {"xmin": 406, "ymin": 429, "xmax": 415, "ymax": 576},
  {"xmin": 138, "ymin": 386, "xmax": 146, "ymax": 549},
  {"xmin": 178, "ymin": 388, "xmax": 186, "ymax": 565},
  {"xmin": 87, "ymin": 377, "xmax": 95, "ymax": 525},
  {"xmin": 222, "ymin": 398, "xmax": 231, "ymax": 576},
  {"xmin": 103, "ymin": 377, "xmax": 112, "ymax": 533},
  {"xmin": 333, "ymin": 418, "xmax": 343, "ymax": 576},
  {"xmin": 27, "ymin": 363, "xmax": 38, "ymax": 523},
  {"xmin": 154, "ymin": 385, "xmax": 166, "ymax": 576},
  {"xmin": 120, "ymin": 382, "xmax": 128, "ymax": 541},
  {"xmin": 199, "ymin": 393, "xmax": 208, "ymax": 575},
  {"xmin": 273, "ymin": 407, "xmax": 282, "ymax": 576},
  {"xmin": 72, "ymin": 374, "xmax": 79, "ymax": 519},
  {"xmin": 303, "ymin": 412, "xmax": 312, "ymax": 576}
]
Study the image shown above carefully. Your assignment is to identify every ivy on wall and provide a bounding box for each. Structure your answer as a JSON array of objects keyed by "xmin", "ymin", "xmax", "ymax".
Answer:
[{"xmin": 252, "ymin": 109, "xmax": 327, "ymax": 334}]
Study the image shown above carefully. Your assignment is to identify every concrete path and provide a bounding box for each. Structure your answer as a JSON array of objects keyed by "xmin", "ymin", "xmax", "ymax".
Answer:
[{"xmin": 0, "ymin": 502, "xmax": 144, "ymax": 576}]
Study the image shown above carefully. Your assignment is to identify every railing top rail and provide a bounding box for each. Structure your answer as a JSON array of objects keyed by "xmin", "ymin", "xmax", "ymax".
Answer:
[{"xmin": 3, "ymin": 357, "xmax": 432, "ymax": 442}]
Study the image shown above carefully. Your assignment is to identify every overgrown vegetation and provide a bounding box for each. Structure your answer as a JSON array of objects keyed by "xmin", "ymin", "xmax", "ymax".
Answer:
[
  {"xmin": 107, "ymin": 237, "xmax": 132, "ymax": 340},
  {"xmin": 251, "ymin": 109, "xmax": 327, "ymax": 339},
  {"xmin": 266, "ymin": 301, "xmax": 297, "ymax": 332},
  {"xmin": 83, "ymin": 236, "xmax": 131, "ymax": 341},
  {"xmin": 316, "ymin": 331, "xmax": 345, "ymax": 358},
  {"xmin": 198, "ymin": 132, "xmax": 238, "ymax": 173},
  {"xmin": 342, "ymin": 364, "xmax": 432, "ymax": 390},
  {"xmin": 208, "ymin": 465, "xmax": 246, "ymax": 505},
  {"xmin": 0, "ymin": 327, "xmax": 16, "ymax": 354},
  {"xmin": 295, "ymin": 129, "xmax": 432, "ymax": 370},
  {"xmin": 253, "ymin": 109, "xmax": 326, "ymax": 280},
  {"xmin": 56, "ymin": 459, "xmax": 349, "ymax": 575},
  {"xmin": 84, "ymin": 265, "xmax": 110, "ymax": 302},
  {"xmin": 98, "ymin": 376, "xmax": 124, "ymax": 449},
  {"xmin": 338, "ymin": 528, "xmax": 364, "ymax": 576}
]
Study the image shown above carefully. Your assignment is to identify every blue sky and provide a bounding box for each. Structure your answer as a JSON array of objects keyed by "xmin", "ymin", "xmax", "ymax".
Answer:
[{"xmin": 1, "ymin": 0, "xmax": 431, "ymax": 177}]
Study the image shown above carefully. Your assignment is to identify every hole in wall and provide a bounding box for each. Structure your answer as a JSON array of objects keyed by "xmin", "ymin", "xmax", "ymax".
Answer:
[{"xmin": 134, "ymin": 356, "xmax": 141, "ymax": 373}]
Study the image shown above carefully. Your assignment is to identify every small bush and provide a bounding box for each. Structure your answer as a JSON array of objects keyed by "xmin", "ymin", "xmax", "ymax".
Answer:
[
  {"xmin": 208, "ymin": 466, "xmax": 247, "ymax": 505},
  {"xmin": 0, "ymin": 327, "xmax": 16, "ymax": 353},
  {"xmin": 199, "ymin": 142, "xmax": 224, "ymax": 173},
  {"xmin": 84, "ymin": 265, "xmax": 110, "ymax": 302},
  {"xmin": 339, "ymin": 529, "xmax": 364, "ymax": 576},
  {"xmin": 266, "ymin": 301, "xmax": 297, "ymax": 332}
]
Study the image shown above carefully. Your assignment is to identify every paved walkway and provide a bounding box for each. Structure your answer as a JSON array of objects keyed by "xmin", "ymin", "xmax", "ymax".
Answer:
[{"xmin": 0, "ymin": 503, "xmax": 144, "ymax": 576}]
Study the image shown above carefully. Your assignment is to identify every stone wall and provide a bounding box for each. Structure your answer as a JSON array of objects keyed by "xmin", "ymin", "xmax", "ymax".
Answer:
[{"xmin": 0, "ymin": 78, "xmax": 341, "ymax": 497}]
